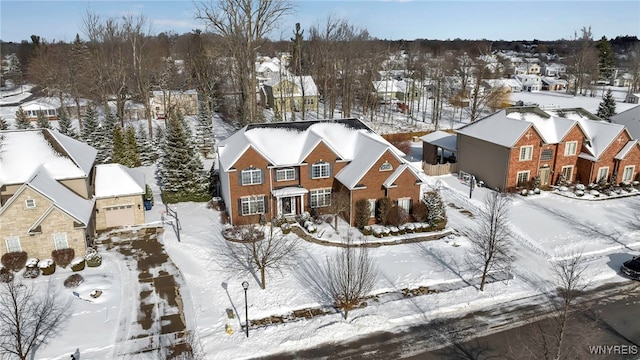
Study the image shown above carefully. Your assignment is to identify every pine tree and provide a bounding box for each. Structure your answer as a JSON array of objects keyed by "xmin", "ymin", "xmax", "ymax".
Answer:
[
  {"xmin": 15, "ymin": 107, "xmax": 32, "ymax": 129},
  {"xmin": 160, "ymin": 110, "xmax": 210, "ymax": 203},
  {"xmin": 95, "ymin": 109, "xmax": 118, "ymax": 163},
  {"xmin": 596, "ymin": 36, "xmax": 616, "ymax": 82},
  {"xmin": 596, "ymin": 89, "xmax": 617, "ymax": 122},
  {"xmin": 36, "ymin": 110, "xmax": 50, "ymax": 129},
  {"xmin": 194, "ymin": 102, "xmax": 215, "ymax": 158},
  {"xmin": 135, "ymin": 123, "xmax": 155, "ymax": 165},
  {"xmin": 424, "ymin": 191, "xmax": 447, "ymax": 228},
  {"xmin": 111, "ymin": 124, "xmax": 126, "ymax": 165},
  {"xmin": 56, "ymin": 108, "xmax": 75, "ymax": 137},
  {"xmin": 0, "ymin": 116, "xmax": 8, "ymax": 130},
  {"xmin": 153, "ymin": 125, "xmax": 166, "ymax": 167},
  {"xmin": 80, "ymin": 105, "xmax": 99, "ymax": 147},
  {"xmin": 124, "ymin": 126, "xmax": 141, "ymax": 168}
]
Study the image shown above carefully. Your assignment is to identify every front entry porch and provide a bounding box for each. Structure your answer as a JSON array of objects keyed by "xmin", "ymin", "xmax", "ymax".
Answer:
[{"xmin": 272, "ymin": 187, "xmax": 309, "ymax": 219}]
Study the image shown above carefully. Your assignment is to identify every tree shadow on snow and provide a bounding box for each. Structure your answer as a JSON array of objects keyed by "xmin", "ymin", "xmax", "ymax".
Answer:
[
  {"xmin": 413, "ymin": 242, "xmax": 476, "ymax": 290},
  {"xmin": 293, "ymin": 250, "xmax": 334, "ymax": 306}
]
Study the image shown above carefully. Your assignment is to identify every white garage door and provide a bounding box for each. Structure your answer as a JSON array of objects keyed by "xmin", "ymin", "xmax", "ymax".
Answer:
[{"xmin": 104, "ymin": 205, "xmax": 135, "ymax": 228}]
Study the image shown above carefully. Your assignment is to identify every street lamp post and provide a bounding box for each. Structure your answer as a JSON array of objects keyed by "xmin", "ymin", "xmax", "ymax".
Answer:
[{"xmin": 242, "ymin": 281, "xmax": 249, "ymax": 337}]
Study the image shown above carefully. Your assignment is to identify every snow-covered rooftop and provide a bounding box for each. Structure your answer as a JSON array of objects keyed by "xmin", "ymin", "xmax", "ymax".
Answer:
[
  {"xmin": 611, "ymin": 105, "xmax": 640, "ymax": 140},
  {"xmin": 455, "ymin": 110, "xmax": 532, "ymax": 147},
  {"xmin": 0, "ymin": 129, "xmax": 96, "ymax": 186},
  {"xmin": 94, "ymin": 164, "xmax": 146, "ymax": 199},
  {"xmin": 263, "ymin": 74, "xmax": 319, "ymax": 97},
  {"xmin": 420, "ymin": 130, "xmax": 458, "ymax": 152}
]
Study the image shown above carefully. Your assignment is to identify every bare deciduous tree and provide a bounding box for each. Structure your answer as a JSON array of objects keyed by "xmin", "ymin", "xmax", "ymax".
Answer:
[
  {"xmin": 330, "ymin": 187, "xmax": 351, "ymax": 232},
  {"xmin": 196, "ymin": 0, "xmax": 293, "ymax": 125},
  {"xmin": 326, "ymin": 234, "xmax": 377, "ymax": 320},
  {"xmin": 465, "ymin": 191, "xmax": 513, "ymax": 291},
  {"xmin": 0, "ymin": 280, "xmax": 72, "ymax": 360},
  {"xmin": 215, "ymin": 224, "xmax": 299, "ymax": 289}
]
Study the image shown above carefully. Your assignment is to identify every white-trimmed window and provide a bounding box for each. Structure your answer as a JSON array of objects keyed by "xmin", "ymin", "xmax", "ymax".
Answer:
[
  {"xmin": 622, "ymin": 165, "xmax": 635, "ymax": 182},
  {"xmin": 311, "ymin": 162, "xmax": 330, "ymax": 179},
  {"xmin": 516, "ymin": 171, "xmax": 530, "ymax": 187},
  {"xmin": 53, "ymin": 233, "xmax": 68, "ymax": 250},
  {"xmin": 564, "ymin": 141, "xmax": 578, "ymax": 156},
  {"xmin": 597, "ymin": 167, "xmax": 609, "ymax": 182},
  {"xmin": 519, "ymin": 145, "xmax": 533, "ymax": 161},
  {"xmin": 561, "ymin": 165, "xmax": 573, "ymax": 182},
  {"xmin": 310, "ymin": 188, "xmax": 331, "ymax": 208},
  {"xmin": 398, "ymin": 198, "xmax": 411, "ymax": 213},
  {"xmin": 276, "ymin": 168, "xmax": 296, "ymax": 182},
  {"xmin": 368, "ymin": 199, "xmax": 377, "ymax": 218},
  {"xmin": 25, "ymin": 199, "xmax": 36, "ymax": 208},
  {"xmin": 241, "ymin": 168, "xmax": 262, "ymax": 185},
  {"xmin": 379, "ymin": 161, "xmax": 393, "ymax": 171},
  {"xmin": 5, "ymin": 237, "xmax": 21, "ymax": 253},
  {"xmin": 304, "ymin": 98, "xmax": 314, "ymax": 105},
  {"xmin": 241, "ymin": 196, "xmax": 265, "ymax": 216}
]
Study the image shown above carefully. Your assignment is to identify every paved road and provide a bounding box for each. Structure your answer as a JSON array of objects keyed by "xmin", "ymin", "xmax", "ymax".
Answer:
[{"xmin": 260, "ymin": 281, "xmax": 640, "ymax": 360}]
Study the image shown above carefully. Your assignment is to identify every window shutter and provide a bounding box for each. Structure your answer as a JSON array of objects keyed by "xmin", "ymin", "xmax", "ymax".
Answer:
[
  {"xmin": 295, "ymin": 167, "xmax": 299, "ymax": 180},
  {"xmin": 260, "ymin": 169, "xmax": 265, "ymax": 184},
  {"xmin": 238, "ymin": 171, "xmax": 243, "ymax": 186},
  {"xmin": 329, "ymin": 162, "xmax": 333, "ymax": 177},
  {"xmin": 309, "ymin": 164, "xmax": 313, "ymax": 179},
  {"xmin": 238, "ymin": 199, "xmax": 242, "ymax": 216},
  {"xmin": 409, "ymin": 199, "xmax": 413, "ymax": 213},
  {"xmin": 264, "ymin": 196, "xmax": 268, "ymax": 213}
]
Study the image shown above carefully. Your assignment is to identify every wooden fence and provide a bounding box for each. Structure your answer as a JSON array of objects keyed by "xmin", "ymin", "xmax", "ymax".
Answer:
[{"xmin": 423, "ymin": 162, "xmax": 457, "ymax": 176}]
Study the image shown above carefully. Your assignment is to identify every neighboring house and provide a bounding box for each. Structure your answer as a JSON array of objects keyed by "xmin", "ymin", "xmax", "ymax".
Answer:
[
  {"xmin": 94, "ymin": 164, "xmax": 146, "ymax": 231},
  {"xmin": 21, "ymin": 97, "xmax": 91, "ymax": 120},
  {"xmin": 515, "ymin": 74, "xmax": 542, "ymax": 92},
  {"xmin": 261, "ymin": 74, "xmax": 319, "ymax": 113},
  {"xmin": 526, "ymin": 62, "xmax": 541, "ymax": 75},
  {"xmin": 541, "ymin": 77, "xmax": 568, "ymax": 91},
  {"xmin": 540, "ymin": 63, "xmax": 567, "ymax": 77},
  {"xmin": 108, "ymin": 100, "xmax": 147, "ymax": 121},
  {"xmin": 216, "ymin": 119, "xmax": 425, "ymax": 226},
  {"xmin": 482, "ymin": 79, "xmax": 522, "ymax": 93},
  {"xmin": 626, "ymin": 93, "xmax": 640, "ymax": 105},
  {"xmin": 611, "ymin": 105, "xmax": 640, "ymax": 140},
  {"xmin": 0, "ymin": 129, "xmax": 148, "ymax": 260},
  {"xmin": 372, "ymin": 79, "xmax": 420, "ymax": 102},
  {"xmin": 150, "ymin": 90, "xmax": 198, "ymax": 119},
  {"xmin": 256, "ymin": 59, "xmax": 283, "ymax": 86},
  {"xmin": 454, "ymin": 107, "xmax": 640, "ymax": 192}
]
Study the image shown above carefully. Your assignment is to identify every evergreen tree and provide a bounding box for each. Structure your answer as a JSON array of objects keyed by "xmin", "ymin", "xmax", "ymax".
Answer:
[
  {"xmin": 124, "ymin": 126, "xmax": 141, "ymax": 168},
  {"xmin": 596, "ymin": 36, "xmax": 616, "ymax": 82},
  {"xmin": 152, "ymin": 125, "xmax": 166, "ymax": 167},
  {"xmin": 424, "ymin": 191, "xmax": 447, "ymax": 228},
  {"xmin": 194, "ymin": 102, "xmax": 215, "ymax": 158},
  {"xmin": 0, "ymin": 116, "xmax": 8, "ymax": 130},
  {"xmin": 160, "ymin": 111, "xmax": 210, "ymax": 203},
  {"xmin": 111, "ymin": 124, "xmax": 126, "ymax": 165},
  {"xmin": 80, "ymin": 105, "xmax": 99, "ymax": 147},
  {"xmin": 135, "ymin": 123, "xmax": 155, "ymax": 165},
  {"xmin": 596, "ymin": 89, "xmax": 617, "ymax": 122},
  {"xmin": 15, "ymin": 106, "xmax": 32, "ymax": 129},
  {"xmin": 56, "ymin": 108, "xmax": 75, "ymax": 137},
  {"xmin": 95, "ymin": 109, "xmax": 118, "ymax": 163},
  {"xmin": 36, "ymin": 110, "xmax": 50, "ymax": 129}
]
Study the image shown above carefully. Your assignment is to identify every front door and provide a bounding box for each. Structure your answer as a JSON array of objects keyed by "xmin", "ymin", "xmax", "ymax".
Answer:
[
  {"xmin": 281, "ymin": 197, "xmax": 295, "ymax": 216},
  {"xmin": 539, "ymin": 167, "xmax": 550, "ymax": 187}
]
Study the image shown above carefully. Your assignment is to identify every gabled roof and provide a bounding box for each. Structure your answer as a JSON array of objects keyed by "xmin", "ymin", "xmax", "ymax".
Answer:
[
  {"xmin": 420, "ymin": 130, "xmax": 458, "ymax": 152},
  {"xmin": 615, "ymin": 140, "xmax": 640, "ymax": 160},
  {"xmin": 373, "ymin": 79, "xmax": 407, "ymax": 93},
  {"xmin": 263, "ymin": 74, "xmax": 319, "ymax": 96},
  {"xmin": 218, "ymin": 119, "xmax": 408, "ymax": 189},
  {"xmin": 94, "ymin": 164, "xmax": 145, "ymax": 199},
  {"xmin": 382, "ymin": 163, "xmax": 424, "ymax": 189},
  {"xmin": 508, "ymin": 109, "xmax": 578, "ymax": 144},
  {"xmin": 0, "ymin": 167, "xmax": 94, "ymax": 226},
  {"xmin": 611, "ymin": 105, "xmax": 640, "ymax": 140},
  {"xmin": 573, "ymin": 117, "xmax": 626, "ymax": 159},
  {"xmin": 0, "ymin": 129, "xmax": 96, "ymax": 186},
  {"xmin": 455, "ymin": 110, "xmax": 534, "ymax": 147}
]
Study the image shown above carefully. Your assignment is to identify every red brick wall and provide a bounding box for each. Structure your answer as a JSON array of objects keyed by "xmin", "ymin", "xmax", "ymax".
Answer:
[
  {"xmin": 506, "ymin": 126, "xmax": 544, "ymax": 191},
  {"xmin": 580, "ymin": 131, "xmax": 631, "ymax": 184},
  {"xmin": 618, "ymin": 144, "xmax": 640, "ymax": 182},
  {"xmin": 228, "ymin": 146, "xmax": 272, "ymax": 225},
  {"xmin": 551, "ymin": 125, "xmax": 584, "ymax": 185}
]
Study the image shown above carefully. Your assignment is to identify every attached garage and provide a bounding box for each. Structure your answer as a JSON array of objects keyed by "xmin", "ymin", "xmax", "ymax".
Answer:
[{"xmin": 104, "ymin": 204, "xmax": 136, "ymax": 228}]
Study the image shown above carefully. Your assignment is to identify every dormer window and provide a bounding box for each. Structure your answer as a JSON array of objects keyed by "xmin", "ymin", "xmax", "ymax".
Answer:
[
  {"xmin": 379, "ymin": 161, "xmax": 393, "ymax": 172},
  {"xmin": 25, "ymin": 199, "xmax": 36, "ymax": 208}
]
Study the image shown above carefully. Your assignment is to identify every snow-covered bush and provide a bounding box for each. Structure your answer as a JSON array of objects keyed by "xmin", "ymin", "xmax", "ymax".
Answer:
[
  {"xmin": 84, "ymin": 248, "xmax": 103, "ymax": 267},
  {"xmin": 389, "ymin": 226, "xmax": 399, "ymax": 236},
  {"xmin": 520, "ymin": 189, "xmax": 528, "ymax": 196},
  {"xmin": 280, "ymin": 223, "xmax": 291, "ymax": 235},
  {"xmin": 22, "ymin": 258, "xmax": 41, "ymax": 279},
  {"xmin": 306, "ymin": 224, "xmax": 316, "ymax": 234},
  {"xmin": 590, "ymin": 190, "xmax": 600, "ymax": 197},
  {"xmin": 0, "ymin": 267, "xmax": 14, "ymax": 283},
  {"xmin": 575, "ymin": 183, "xmax": 586, "ymax": 191},
  {"xmin": 558, "ymin": 186, "xmax": 569, "ymax": 192},
  {"xmin": 575, "ymin": 189, "xmax": 585, "ymax": 197},
  {"xmin": 373, "ymin": 227, "xmax": 384, "ymax": 238},
  {"xmin": 38, "ymin": 259, "xmax": 56, "ymax": 275},
  {"xmin": 362, "ymin": 226, "xmax": 373, "ymax": 236},
  {"xmin": 382, "ymin": 227, "xmax": 391, "ymax": 236},
  {"xmin": 533, "ymin": 188, "xmax": 541, "ymax": 194},
  {"xmin": 404, "ymin": 223, "xmax": 415, "ymax": 233},
  {"xmin": 70, "ymin": 257, "xmax": 86, "ymax": 272},
  {"xmin": 528, "ymin": 190, "xmax": 535, "ymax": 196},
  {"xmin": 64, "ymin": 274, "xmax": 84, "ymax": 288}
]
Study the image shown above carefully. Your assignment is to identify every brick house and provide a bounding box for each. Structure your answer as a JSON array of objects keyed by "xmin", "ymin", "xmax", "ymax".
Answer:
[
  {"xmin": 0, "ymin": 129, "xmax": 147, "ymax": 260},
  {"xmin": 454, "ymin": 107, "xmax": 640, "ymax": 192},
  {"xmin": 216, "ymin": 119, "xmax": 425, "ymax": 226}
]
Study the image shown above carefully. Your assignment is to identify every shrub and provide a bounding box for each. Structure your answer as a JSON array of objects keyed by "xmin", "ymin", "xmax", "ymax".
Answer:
[
  {"xmin": 398, "ymin": 225, "xmax": 406, "ymax": 235},
  {"xmin": 1, "ymin": 251, "xmax": 28, "ymax": 272},
  {"xmin": 424, "ymin": 191, "xmax": 447, "ymax": 228},
  {"xmin": 281, "ymin": 223, "xmax": 291, "ymax": 235},
  {"xmin": 0, "ymin": 267, "xmax": 14, "ymax": 282},
  {"xmin": 64, "ymin": 274, "xmax": 84, "ymax": 288},
  {"xmin": 520, "ymin": 189, "xmax": 528, "ymax": 196},
  {"xmin": 386, "ymin": 205, "xmax": 408, "ymax": 227},
  {"xmin": 52, "ymin": 248, "xmax": 75, "ymax": 268},
  {"xmin": 354, "ymin": 199, "xmax": 371, "ymax": 230},
  {"xmin": 70, "ymin": 257, "xmax": 86, "ymax": 272},
  {"xmin": 412, "ymin": 202, "xmax": 428, "ymax": 222},
  {"xmin": 84, "ymin": 248, "xmax": 103, "ymax": 267},
  {"xmin": 405, "ymin": 223, "xmax": 415, "ymax": 233},
  {"xmin": 377, "ymin": 197, "xmax": 393, "ymax": 225},
  {"xmin": 22, "ymin": 266, "xmax": 40, "ymax": 279},
  {"xmin": 38, "ymin": 259, "xmax": 56, "ymax": 275},
  {"xmin": 389, "ymin": 226, "xmax": 399, "ymax": 236},
  {"xmin": 362, "ymin": 226, "xmax": 373, "ymax": 236}
]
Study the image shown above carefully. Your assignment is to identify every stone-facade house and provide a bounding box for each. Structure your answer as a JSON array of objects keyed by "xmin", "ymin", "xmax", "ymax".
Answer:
[
  {"xmin": 0, "ymin": 129, "xmax": 147, "ymax": 260},
  {"xmin": 217, "ymin": 119, "xmax": 425, "ymax": 226},
  {"xmin": 454, "ymin": 107, "xmax": 640, "ymax": 192}
]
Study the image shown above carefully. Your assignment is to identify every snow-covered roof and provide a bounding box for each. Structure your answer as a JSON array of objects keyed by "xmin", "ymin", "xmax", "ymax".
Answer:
[
  {"xmin": 455, "ymin": 110, "xmax": 533, "ymax": 148},
  {"xmin": 0, "ymin": 129, "xmax": 96, "ymax": 186},
  {"xmin": 151, "ymin": 89, "xmax": 198, "ymax": 97},
  {"xmin": 483, "ymin": 79, "xmax": 522, "ymax": 89},
  {"xmin": 615, "ymin": 139, "xmax": 639, "ymax": 160},
  {"xmin": 263, "ymin": 74, "xmax": 319, "ymax": 97},
  {"xmin": 218, "ymin": 119, "xmax": 409, "ymax": 190},
  {"xmin": 23, "ymin": 167, "xmax": 94, "ymax": 225},
  {"xmin": 382, "ymin": 163, "xmax": 424, "ymax": 189},
  {"xmin": 20, "ymin": 96, "xmax": 91, "ymax": 110},
  {"xmin": 373, "ymin": 80, "xmax": 407, "ymax": 93},
  {"xmin": 94, "ymin": 164, "xmax": 145, "ymax": 199},
  {"xmin": 611, "ymin": 105, "xmax": 640, "ymax": 140},
  {"xmin": 574, "ymin": 117, "xmax": 626, "ymax": 159},
  {"xmin": 420, "ymin": 131, "xmax": 458, "ymax": 152},
  {"xmin": 506, "ymin": 110, "xmax": 577, "ymax": 144}
]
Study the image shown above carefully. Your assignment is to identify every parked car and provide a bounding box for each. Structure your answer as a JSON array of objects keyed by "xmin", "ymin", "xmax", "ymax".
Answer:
[{"xmin": 621, "ymin": 256, "xmax": 640, "ymax": 280}]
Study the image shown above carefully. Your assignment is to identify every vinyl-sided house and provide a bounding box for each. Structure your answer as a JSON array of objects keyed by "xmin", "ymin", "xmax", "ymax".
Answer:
[
  {"xmin": 217, "ymin": 119, "xmax": 425, "ymax": 226},
  {"xmin": 455, "ymin": 107, "xmax": 640, "ymax": 192},
  {"xmin": 260, "ymin": 74, "xmax": 319, "ymax": 113},
  {"xmin": 0, "ymin": 129, "xmax": 147, "ymax": 259}
]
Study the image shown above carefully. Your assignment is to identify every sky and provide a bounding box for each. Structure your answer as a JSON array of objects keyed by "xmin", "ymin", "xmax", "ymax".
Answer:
[{"xmin": 0, "ymin": 0, "xmax": 639, "ymax": 44}]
